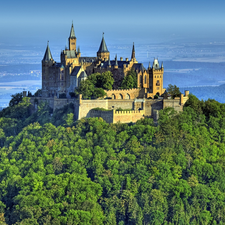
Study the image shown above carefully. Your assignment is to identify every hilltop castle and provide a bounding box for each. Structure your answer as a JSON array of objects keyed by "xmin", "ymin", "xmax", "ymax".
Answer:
[
  {"xmin": 42, "ymin": 23, "xmax": 165, "ymax": 99},
  {"xmin": 30, "ymin": 23, "xmax": 189, "ymax": 123}
]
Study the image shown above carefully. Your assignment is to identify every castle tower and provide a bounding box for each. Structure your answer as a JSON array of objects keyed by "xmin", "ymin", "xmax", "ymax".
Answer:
[
  {"xmin": 97, "ymin": 33, "xmax": 109, "ymax": 61},
  {"xmin": 131, "ymin": 42, "xmax": 135, "ymax": 60},
  {"xmin": 42, "ymin": 42, "xmax": 54, "ymax": 97},
  {"xmin": 69, "ymin": 23, "xmax": 76, "ymax": 51},
  {"xmin": 148, "ymin": 58, "xmax": 164, "ymax": 96}
]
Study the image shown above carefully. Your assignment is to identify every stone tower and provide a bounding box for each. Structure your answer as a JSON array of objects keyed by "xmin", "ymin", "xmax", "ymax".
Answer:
[
  {"xmin": 97, "ymin": 33, "xmax": 109, "ymax": 61},
  {"xmin": 42, "ymin": 42, "xmax": 54, "ymax": 97},
  {"xmin": 69, "ymin": 23, "xmax": 76, "ymax": 51},
  {"xmin": 149, "ymin": 59, "xmax": 164, "ymax": 96}
]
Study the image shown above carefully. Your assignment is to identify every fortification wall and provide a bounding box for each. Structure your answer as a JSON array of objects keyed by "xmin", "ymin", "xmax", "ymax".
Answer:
[
  {"xmin": 113, "ymin": 110, "xmax": 145, "ymax": 123},
  {"xmin": 108, "ymin": 99, "xmax": 133, "ymax": 110},
  {"xmin": 163, "ymin": 99, "xmax": 183, "ymax": 112},
  {"xmin": 29, "ymin": 97, "xmax": 78, "ymax": 112},
  {"xmin": 90, "ymin": 110, "xmax": 113, "ymax": 123},
  {"xmin": 106, "ymin": 88, "xmax": 140, "ymax": 99},
  {"xmin": 78, "ymin": 99, "xmax": 108, "ymax": 119}
]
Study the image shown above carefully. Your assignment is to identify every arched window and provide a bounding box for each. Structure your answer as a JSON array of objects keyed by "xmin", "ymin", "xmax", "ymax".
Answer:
[
  {"xmin": 118, "ymin": 94, "xmax": 123, "ymax": 99},
  {"xmin": 145, "ymin": 75, "xmax": 147, "ymax": 84},
  {"xmin": 125, "ymin": 93, "xmax": 130, "ymax": 99}
]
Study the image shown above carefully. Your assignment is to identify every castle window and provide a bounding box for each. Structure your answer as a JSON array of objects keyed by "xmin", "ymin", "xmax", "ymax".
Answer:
[
  {"xmin": 156, "ymin": 80, "xmax": 160, "ymax": 86},
  {"xmin": 145, "ymin": 75, "xmax": 147, "ymax": 84},
  {"xmin": 150, "ymin": 86, "xmax": 152, "ymax": 89},
  {"xmin": 157, "ymin": 87, "xmax": 159, "ymax": 90},
  {"xmin": 155, "ymin": 76, "xmax": 156, "ymax": 78}
]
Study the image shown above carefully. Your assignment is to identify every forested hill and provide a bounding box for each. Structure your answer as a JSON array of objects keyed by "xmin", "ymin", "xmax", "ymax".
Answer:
[{"xmin": 1, "ymin": 95, "xmax": 225, "ymax": 224}]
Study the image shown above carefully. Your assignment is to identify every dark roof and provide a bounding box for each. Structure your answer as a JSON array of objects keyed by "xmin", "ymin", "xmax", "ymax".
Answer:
[
  {"xmin": 79, "ymin": 57, "xmax": 96, "ymax": 63},
  {"xmin": 97, "ymin": 34, "xmax": 109, "ymax": 53},
  {"xmin": 70, "ymin": 24, "xmax": 76, "ymax": 38},
  {"xmin": 132, "ymin": 63, "xmax": 146, "ymax": 72},
  {"xmin": 52, "ymin": 63, "xmax": 61, "ymax": 67},
  {"xmin": 98, "ymin": 60, "xmax": 130, "ymax": 69},
  {"xmin": 79, "ymin": 71, "xmax": 87, "ymax": 78},
  {"xmin": 71, "ymin": 66, "xmax": 81, "ymax": 76},
  {"xmin": 43, "ymin": 44, "xmax": 53, "ymax": 61},
  {"xmin": 65, "ymin": 50, "xmax": 77, "ymax": 58}
]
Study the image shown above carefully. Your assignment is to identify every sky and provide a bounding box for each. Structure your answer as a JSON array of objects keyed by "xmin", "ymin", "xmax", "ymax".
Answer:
[{"xmin": 1, "ymin": 0, "xmax": 225, "ymax": 46}]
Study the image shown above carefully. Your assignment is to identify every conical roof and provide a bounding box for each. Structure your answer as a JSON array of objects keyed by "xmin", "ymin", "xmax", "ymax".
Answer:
[
  {"xmin": 115, "ymin": 54, "xmax": 118, "ymax": 66},
  {"xmin": 43, "ymin": 43, "xmax": 53, "ymax": 61},
  {"xmin": 70, "ymin": 23, "xmax": 76, "ymax": 38},
  {"xmin": 97, "ymin": 33, "xmax": 109, "ymax": 53},
  {"xmin": 131, "ymin": 42, "xmax": 135, "ymax": 59}
]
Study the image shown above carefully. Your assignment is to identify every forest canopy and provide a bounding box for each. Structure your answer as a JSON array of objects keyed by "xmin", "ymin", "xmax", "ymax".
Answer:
[{"xmin": 0, "ymin": 94, "xmax": 225, "ymax": 224}]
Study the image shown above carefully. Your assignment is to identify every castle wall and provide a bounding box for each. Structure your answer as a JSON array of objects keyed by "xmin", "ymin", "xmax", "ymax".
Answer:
[
  {"xmin": 108, "ymin": 99, "xmax": 133, "ymax": 110},
  {"xmin": 113, "ymin": 110, "xmax": 145, "ymax": 123},
  {"xmin": 78, "ymin": 99, "xmax": 108, "ymax": 119},
  {"xmin": 163, "ymin": 99, "xmax": 183, "ymax": 112},
  {"xmin": 90, "ymin": 110, "xmax": 113, "ymax": 123},
  {"xmin": 106, "ymin": 88, "xmax": 140, "ymax": 99}
]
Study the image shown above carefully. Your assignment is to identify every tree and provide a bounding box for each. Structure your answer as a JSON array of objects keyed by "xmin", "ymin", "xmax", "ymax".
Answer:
[
  {"xmin": 9, "ymin": 92, "xmax": 23, "ymax": 107},
  {"xmin": 167, "ymin": 84, "xmax": 181, "ymax": 98},
  {"xmin": 75, "ymin": 80, "xmax": 95, "ymax": 99},
  {"xmin": 121, "ymin": 69, "xmax": 137, "ymax": 89}
]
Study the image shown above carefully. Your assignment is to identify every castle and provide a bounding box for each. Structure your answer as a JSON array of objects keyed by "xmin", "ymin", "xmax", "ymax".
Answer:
[
  {"xmin": 42, "ymin": 23, "xmax": 165, "ymax": 99},
  {"xmin": 30, "ymin": 23, "xmax": 189, "ymax": 123}
]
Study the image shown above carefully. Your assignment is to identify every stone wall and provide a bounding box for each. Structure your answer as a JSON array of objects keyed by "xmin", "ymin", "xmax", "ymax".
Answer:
[
  {"xmin": 78, "ymin": 99, "xmax": 108, "ymax": 119},
  {"xmin": 106, "ymin": 88, "xmax": 140, "ymax": 99},
  {"xmin": 108, "ymin": 99, "xmax": 133, "ymax": 110},
  {"xmin": 90, "ymin": 110, "xmax": 113, "ymax": 123},
  {"xmin": 163, "ymin": 99, "xmax": 183, "ymax": 112},
  {"xmin": 113, "ymin": 110, "xmax": 145, "ymax": 123}
]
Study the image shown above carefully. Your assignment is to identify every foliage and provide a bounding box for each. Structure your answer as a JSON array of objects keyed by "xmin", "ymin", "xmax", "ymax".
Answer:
[
  {"xmin": 75, "ymin": 71, "xmax": 114, "ymax": 99},
  {"xmin": 9, "ymin": 92, "xmax": 23, "ymax": 107},
  {"xmin": 116, "ymin": 108, "xmax": 132, "ymax": 111},
  {"xmin": 167, "ymin": 84, "xmax": 181, "ymax": 98},
  {"xmin": 121, "ymin": 69, "xmax": 137, "ymax": 89},
  {"xmin": 1, "ymin": 94, "xmax": 225, "ymax": 223}
]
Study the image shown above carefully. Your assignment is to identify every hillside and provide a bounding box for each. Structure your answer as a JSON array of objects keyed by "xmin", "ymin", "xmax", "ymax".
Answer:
[{"xmin": 0, "ymin": 95, "xmax": 225, "ymax": 224}]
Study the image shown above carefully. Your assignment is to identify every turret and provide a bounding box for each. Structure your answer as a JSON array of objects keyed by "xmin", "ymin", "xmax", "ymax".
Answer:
[
  {"xmin": 77, "ymin": 46, "xmax": 81, "ymax": 57},
  {"xmin": 114, "ymin": 54, "xmax": 118, "ymax": 69},
  {"xmin": 68, "ymin": 22, "xmax": 77, "ymax": 51},
  {"xmin": 97, "ymin": 33, "xmax": 109, "ymax": 60},
  {"xmin": 131, "ymin": 42, "xmax": 135, "ymax": 60},
  {"xmin": 42, "ymin": 41, "xmax": 53, "ymax": 62}
]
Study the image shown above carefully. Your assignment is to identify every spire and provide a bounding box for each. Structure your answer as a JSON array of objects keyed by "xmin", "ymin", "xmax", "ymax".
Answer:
[
  {"xmin": 77, "ymin": 46, "xmax": 80, "ymax": 54},
  {"xmin": 131, "ymin": 42, "xmax": 135, "ymax": 59},
  {"xmin": 161, "ymin": 62, "xmax": 164, "ymax": 68},
  {"xmin": 70, "ymin": 22, "xmax": 76, "ymax": 38},
  {"xmin": 148, "ymin": 62, "xmax": 151, "ymax": 69},
  {"xmin": 43, "ymin": 41, "xmax": 53, "ymax": 61},
  {"xmin": 97, "ymin": 32, "xmax": 109, "ymax": 53},
  {"xmin": 115, "ymin": 54, "xmax": 118, "ymax": 66}
]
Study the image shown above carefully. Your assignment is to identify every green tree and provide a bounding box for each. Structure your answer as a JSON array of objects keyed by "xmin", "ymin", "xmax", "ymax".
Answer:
[
  {"xmin": 167, "ymin": 84, "xmax": 181, "ymax": 98},
  {"xmin": 121, "ymin": 69, "xmax": 137, "ymax": 89},
  {"xmin": 9, "ymin": 92, "xmax": 23, "ymax": 107}
]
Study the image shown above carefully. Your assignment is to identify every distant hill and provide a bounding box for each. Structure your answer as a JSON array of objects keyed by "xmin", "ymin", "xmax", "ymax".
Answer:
[{"xmin": 180, "ymin": 84, "xmax": 225, "ymax": 103}]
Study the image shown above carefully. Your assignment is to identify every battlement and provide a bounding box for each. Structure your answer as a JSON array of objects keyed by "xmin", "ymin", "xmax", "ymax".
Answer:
[{"xmin": 114, "ymin": 110, "xmax": 144, "ymax": 115}]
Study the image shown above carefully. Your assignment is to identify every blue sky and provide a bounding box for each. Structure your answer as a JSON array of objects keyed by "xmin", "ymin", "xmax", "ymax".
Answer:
[{"xmin": 0, "ymin": 0, "xmax": 225, "ymax": 45}]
